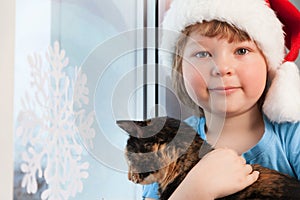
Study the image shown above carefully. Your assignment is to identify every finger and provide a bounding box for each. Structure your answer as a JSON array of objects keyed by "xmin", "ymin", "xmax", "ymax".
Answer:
[
  {"xmin": 246, "ymin": 170, "xmax": 260, "ymax": 185},
  {"xmin": 243, "ymin": 164, "xmax": 253, "ymax": 175}
]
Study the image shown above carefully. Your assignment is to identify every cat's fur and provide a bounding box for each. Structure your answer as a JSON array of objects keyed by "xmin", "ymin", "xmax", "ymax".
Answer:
[{"xmin": 117, "ymin": 116, "xmax": 300, "ymax": 200}]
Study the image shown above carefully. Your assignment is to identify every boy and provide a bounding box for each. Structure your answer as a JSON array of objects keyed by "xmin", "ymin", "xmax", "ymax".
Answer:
[{"xmin": 143, "ymin": 0, "xmax": 300, "ymax": 199}]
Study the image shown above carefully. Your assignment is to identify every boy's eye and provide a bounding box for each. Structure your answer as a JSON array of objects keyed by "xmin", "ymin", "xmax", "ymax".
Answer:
[
  {"xmin": 195, "ymin": 51, "xmax": 211, "ymax": 58},
  {"xmin": 236, "ymin": 48, "xmax": 249, "ymax": 55}
]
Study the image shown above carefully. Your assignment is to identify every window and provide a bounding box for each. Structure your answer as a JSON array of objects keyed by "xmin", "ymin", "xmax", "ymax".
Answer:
[{"xmin": 12, "ymin": 0, "xmax": 169, "ymax": 199}]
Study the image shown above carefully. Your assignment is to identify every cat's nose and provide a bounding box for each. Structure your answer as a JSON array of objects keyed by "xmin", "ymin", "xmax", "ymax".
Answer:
[{"xmin": 128, "ymin": 171, "xmax": 141, "ymax": 183}]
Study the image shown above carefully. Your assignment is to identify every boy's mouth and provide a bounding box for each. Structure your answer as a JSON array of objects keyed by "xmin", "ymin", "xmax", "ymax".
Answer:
[{"xmin": 208, "ymin": 86, "xmax": 241, "ymax": 95}]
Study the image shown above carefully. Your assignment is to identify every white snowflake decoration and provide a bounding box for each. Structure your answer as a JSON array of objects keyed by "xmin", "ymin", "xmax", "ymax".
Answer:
[{"xmin": 16, "ymin": 41, "xmax": 95, "ymax": 200}]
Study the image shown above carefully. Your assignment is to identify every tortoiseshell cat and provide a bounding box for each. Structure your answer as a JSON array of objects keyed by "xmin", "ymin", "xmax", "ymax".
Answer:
[{"xmin": 117, "ymin": 116, "xmax": 300, "ymax": 200}]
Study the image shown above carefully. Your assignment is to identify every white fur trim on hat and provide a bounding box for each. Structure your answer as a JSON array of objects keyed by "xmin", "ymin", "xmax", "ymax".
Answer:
[
  {"xmin": 263, "ymin": 62, "xmax": 300, "ymax": 123},
  {"xmin": 161, "ymin": 0, "xmax": 285, "ymax": 70}
]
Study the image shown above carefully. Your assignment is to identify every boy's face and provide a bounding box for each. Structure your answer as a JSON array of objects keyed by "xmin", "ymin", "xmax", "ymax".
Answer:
[{"xmin": 181, "ymin": 32, "xmax": 267, "ymax": 117}]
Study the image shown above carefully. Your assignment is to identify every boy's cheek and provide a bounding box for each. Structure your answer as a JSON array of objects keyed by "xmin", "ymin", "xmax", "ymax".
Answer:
[
  {"xmin": 182, "ymin": 69, "xmax": 209, "ymax": 102},
  {"xmin": 183, "ymin": 67, "xmax": 207, "ymax": 89},
  {"xmin": 182, "ymin": 62, "xmax": 210, "ymax": 81},
  {"xmin": 240, "ymin": 73, "xmax": 266, "ymax": 99}
]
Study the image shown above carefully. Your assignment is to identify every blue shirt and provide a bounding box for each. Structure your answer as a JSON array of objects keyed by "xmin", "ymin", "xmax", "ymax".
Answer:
[{"xmin": 142, "ymin": 115, "xmax": 300, "ymax": 199}]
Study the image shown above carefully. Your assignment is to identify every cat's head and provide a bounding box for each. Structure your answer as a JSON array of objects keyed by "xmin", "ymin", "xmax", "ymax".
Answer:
[{"xmin": 117, "ymin": 116, "xmax": 198, "ymax": 184}]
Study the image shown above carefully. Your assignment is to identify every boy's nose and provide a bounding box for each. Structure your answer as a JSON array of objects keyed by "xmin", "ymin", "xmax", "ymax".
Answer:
[{"xmin": 211, "ymin": 57, "xmax": 235, "ymax": 76}]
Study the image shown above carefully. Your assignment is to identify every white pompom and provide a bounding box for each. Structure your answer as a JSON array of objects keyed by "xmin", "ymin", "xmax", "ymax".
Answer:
[{"xmin": 263, "ymin": 62, "xmax": 300, "ymax": 123}]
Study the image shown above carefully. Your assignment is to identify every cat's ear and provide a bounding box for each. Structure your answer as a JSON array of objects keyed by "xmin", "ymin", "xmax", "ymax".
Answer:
[
  {"xmin": 116, "ymin": 120, "xmax": 144, "ymax": 138},
  {"xmin": 116, "ymin": 120, "xmax": 135, "ymax": 134},
  {"xmin": 117, "ymin": 117, "xmax": 167, "ymax": 138}
]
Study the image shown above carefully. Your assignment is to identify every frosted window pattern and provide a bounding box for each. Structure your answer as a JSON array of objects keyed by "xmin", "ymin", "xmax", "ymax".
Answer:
[{"xmin": 15, "ymin": 42, "xmax": 93, "ymax": 199}]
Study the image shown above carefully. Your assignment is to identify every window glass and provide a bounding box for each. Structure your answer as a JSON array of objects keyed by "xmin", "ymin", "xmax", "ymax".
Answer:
[{"xmin": 13, "ymin": 0, "xmax": 145, "ymax": 199}]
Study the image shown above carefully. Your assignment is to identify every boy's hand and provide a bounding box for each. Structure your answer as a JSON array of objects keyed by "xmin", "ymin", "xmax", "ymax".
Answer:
[
  {"xmin": 198, "ymin": 148, "xmax": 259, "ymax": 198},
  {"xmin": 170, "ymin": 148, "xmax": 259, "ymax": 200}
]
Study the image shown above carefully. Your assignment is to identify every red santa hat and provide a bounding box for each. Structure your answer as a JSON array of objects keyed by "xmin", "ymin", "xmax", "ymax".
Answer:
[{"xmin": 161, "ymin": 0, "xmax": 300, "ymax": 123}]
